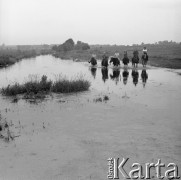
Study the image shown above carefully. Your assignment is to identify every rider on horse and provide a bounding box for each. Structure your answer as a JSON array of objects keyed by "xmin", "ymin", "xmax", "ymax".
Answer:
[
  {"xmin": 132, "ymin": 50, "xmax": 139, "ymax": 68},
  {"xmin": 141, "ymin": 53, "xmax": 148, "ymax": 67},
  {"xmin": 101, "ymin": 52, "xmax": 109, "ymax": 68},
  {"xmin": 141, "ymin": 47, "xmax": 148, "ymax": 67},
  {"xmin": 122, "ymin": 51, "xmax": 129, "ymax": 66},
  {"xmin": 110, "ymin": 53, "xmax": 120, "ymax": 67},
  {"xmin": 88, "ymin": 54, "xmax": 97, "ymax": 66}
]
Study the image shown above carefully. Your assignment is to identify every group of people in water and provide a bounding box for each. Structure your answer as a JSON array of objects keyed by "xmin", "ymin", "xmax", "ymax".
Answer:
[
  {"xmin": 88, "ymin": 47, "xmax": 149, "ymax": 86},
  {"xmin": 90, "ymin": 67, "xmax": 148, "ymax": 87},
  {"xmin": 88, "ymin": 47, "xmax": 149, "ymax": 68}
]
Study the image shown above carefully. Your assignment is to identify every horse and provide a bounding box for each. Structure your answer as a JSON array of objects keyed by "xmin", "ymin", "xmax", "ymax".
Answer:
[
  {"xmin": 110, "ymin": 57, "xmax": 120, "ymax": 67},
  {"xmin": 122, "ymin": 51, "xmax": 129, "ymax": 66},
  {"xmin": 141, "ymin": 53, "xmax": 148, "ymax": 67},
  {"xmin": 132, "ymin": 56, "xmax": 139, "ymax": 68},
  {"xmin": 88, "ymin": 57, "xmax": 97, "ymax": 66},
  {"xmin": 122, "ymin": 57, "xmax": 130, "ymax": 66},
  {"xmin": 132, "ymin": 50, "xmax": 139, "ymax": 68},
  {"xmin": 101, "ymin": 55, "xmax": 109, "ymax": 67}
]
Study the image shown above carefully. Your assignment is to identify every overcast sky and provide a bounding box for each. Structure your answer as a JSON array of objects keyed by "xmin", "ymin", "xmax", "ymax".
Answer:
[{"xmin": 0, "ymin": 0, "xmax": 181, "ymax": 45}]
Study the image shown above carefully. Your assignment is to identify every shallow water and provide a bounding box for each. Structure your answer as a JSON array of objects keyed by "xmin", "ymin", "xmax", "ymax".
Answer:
[
  {"xmin": 0, "ymin": 55, "xmax": 181, "ymax": 107},
  {"xmin": 0, "ymin": 55, "xmax": 181, "ymax": 180},
  {"xmin": 0, "ymin": 55, "xmax": 180, "ymax": 92}
]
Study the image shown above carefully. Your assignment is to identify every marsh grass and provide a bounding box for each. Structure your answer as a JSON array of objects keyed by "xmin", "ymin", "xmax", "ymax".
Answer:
[
  {"xmin": 0, "ymin": 49, "xmax": 37, "ymax": 67},
  {"xmin": 52, "ymin": 75, "xmax": 90, "ymax": 93},
  {"xmin": 0, "ymin": 56, "xmax": 17, "ymax": 66},
  {"xmin": 0, "ymin": 47, "xmax": 52, "ymax": 67},
  {"xmin": 1, "ymin": 75, "xmax": 90, "ymax": 96},
  {"xmin": 93, "ymin": 95, "xmax": 110, "ymax": 103}
]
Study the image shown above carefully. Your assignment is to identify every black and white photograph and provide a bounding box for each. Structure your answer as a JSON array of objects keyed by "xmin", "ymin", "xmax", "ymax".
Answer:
[{"xmin": 0, "ymin": 0, "xmax": 181, "ymax": 179}]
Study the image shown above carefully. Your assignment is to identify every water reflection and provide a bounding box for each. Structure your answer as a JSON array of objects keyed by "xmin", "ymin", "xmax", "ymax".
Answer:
[
  {"xmin": 131, "ymin": 69, "xmax": 139, "ymax": 86},
  {"xmin": 101, "ymin": 68, "xmax": 109, "ymax": 83},
  {"xmin": 87, "ymin": 66, "xmax": 149, "ymax": 87},
  {"xmin": 89, "ymin": 67, "xmax": 97, "ymax": 79},
  {"xmin": 122, "ymin": 69, "xmax": 129, "ymax": 85},
  {"xmin": 141, "ymin": 69, "xmax": 148, "ymax": 87},
  {"xmin": 110, "ymin": 69, "xmax": 120, "ymax": 85}
]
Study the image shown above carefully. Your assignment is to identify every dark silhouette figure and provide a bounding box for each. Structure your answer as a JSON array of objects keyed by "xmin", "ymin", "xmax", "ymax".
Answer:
[
  {"xmin": 88, "ymin": 57, "xmax": 97, "ymax": 66},
  {"xmin": 141, "ymin": 53, "xmax": 149, "ymax": 67},
  {"xmin": 110, "ymin": 57, "xmax": 120, "ymax": 66},
  {"xmin": 90, "ymin": 67, "xmax": 97, "ymax": 79},
  {"xmin": 122, "ymin": 51, "xmax": 130, "ymax": 66},
  {"xmin": 101, "ymin": 55, "xmax": 109, "ymax": 67},
  {"xmin": 101, "ymin": 68, "xmax": 109, "ymax": 82},
  {"xmin": 122, "ymin": 69, "xmax": 129, "ymax": 85},
  {"xmin": 132, "ymin": 50, "xmax": 139, "ymax": 68},
  {"xmin": 110, "ymin": 69, "xmax": 120, "ymax": 84},
  {"xmin": 131, "ymin": 69, "xmax": 139, "ymax": 86},
  {"xmin": 141, "ymin": 69, "xmax": 148, "ymax": 87}
]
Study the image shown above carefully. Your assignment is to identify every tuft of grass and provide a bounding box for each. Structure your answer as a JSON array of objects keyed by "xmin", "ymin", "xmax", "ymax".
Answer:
[
  {"xmin": 52, "ymin": 76, "xmax": 90, "ymax": 93},
  {"xmin": 1, "ymin": 83, "xmax": 27, "ymax": 96},
  {"xmin": 94, "ymin": 97, "xmax": 103, "ymax": 102},
  {"xmin": 103, "ymin": 95, "xmax": 109, "ymax": 101},
  {"xmin": 1, "ymin": 75, "xmax": 52, "ymax": 96},
  {"xmin": 24, "ymin": 75, "xmax": 52, "ymax": 94},
  {"xmin": 1, "ymin": 75, "xmax": 90, "ymax": 96},
  {"xmin": 94, "ymin": 95, "xmax": 110, "ymax": 103}
]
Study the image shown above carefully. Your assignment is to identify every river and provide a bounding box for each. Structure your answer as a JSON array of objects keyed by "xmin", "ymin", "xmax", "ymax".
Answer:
[{"xmin": 0, "ymin": 55, "xmax": 181, "ymax": 180}]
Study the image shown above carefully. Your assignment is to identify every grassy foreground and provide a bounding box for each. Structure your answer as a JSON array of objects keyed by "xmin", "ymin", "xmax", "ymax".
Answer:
[{"xmin": 1, "ymin": 75, "xmax": 90, "ymax": 96}]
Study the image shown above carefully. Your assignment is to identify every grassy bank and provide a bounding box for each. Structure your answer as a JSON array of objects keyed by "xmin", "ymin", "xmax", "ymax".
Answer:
[
  {"xmin": 52, "ymin": 45, "xmax": 181, "ymax": 69},
  {"xmin": 0, "ymin": 46, "xmax": 52, "ymax": 67},
  {"xmin": 1, "ymin": 44, "xmax": 181, "ymax": 69},
  {"xmin": 91, "ymin": 44, "xmax": 181, "ymax": 69},
  {"xmin": 1, "ymin": 75, "xmax": 90, "ymax": 96}
]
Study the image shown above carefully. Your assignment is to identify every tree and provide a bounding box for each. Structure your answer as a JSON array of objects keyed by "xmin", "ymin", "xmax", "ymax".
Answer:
[
  {"xmin": 74, "ymin": 41, "xmax": 90, "ymax": 50},
  {"xmin": 52, "ymin": 38, "xmax": 90, "ymax": 52}
]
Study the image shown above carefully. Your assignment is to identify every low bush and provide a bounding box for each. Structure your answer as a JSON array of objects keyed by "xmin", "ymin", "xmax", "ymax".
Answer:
[
  {"xmin": 1, "ymin": 75, "xmax": 90, "ymax": 96},
  {"xmin": 52, "ymin": 76, "xmax": 90, "ymax": 93}
]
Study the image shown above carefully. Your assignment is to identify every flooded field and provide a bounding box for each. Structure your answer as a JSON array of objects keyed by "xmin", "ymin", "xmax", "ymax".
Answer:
[{"xmin": 0, "ymin": 55, "xmax": 181, "ymax": 180}]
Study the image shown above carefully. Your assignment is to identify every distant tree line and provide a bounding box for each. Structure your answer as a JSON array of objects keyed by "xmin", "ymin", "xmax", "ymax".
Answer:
[
  {"xmin": 133, "ymin": 40, "xmax": 181, "ymax": 46},
  {"xmin": 52, "ymin": 39, "xmax": 90, "ymax": 52}
]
